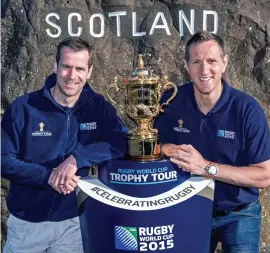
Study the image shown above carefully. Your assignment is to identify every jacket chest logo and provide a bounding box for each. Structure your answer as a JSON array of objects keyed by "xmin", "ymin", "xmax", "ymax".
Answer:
[
  {"xmin": 80, "ymin": 122, "xmax": 97, "ymax": 131},
  {"xmin": 217, "ymin": 129, "xmax": 235, "ymax": 139},
  {"xmin": 178, "ymin": 119, "xmax": 184, "ymax": 128},
  {"xmin": 32, "ymin": 122, "xmax": 52, "ymax": 136},
  {"xmin": 173, "ymin": 119, "xmax": 190, "ymax": 133}
]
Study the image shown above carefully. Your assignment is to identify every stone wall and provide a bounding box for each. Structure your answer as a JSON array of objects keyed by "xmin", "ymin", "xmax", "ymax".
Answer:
[{"xmin": 1, "ymin": 0, "xmax": 270, "ymax": 252}]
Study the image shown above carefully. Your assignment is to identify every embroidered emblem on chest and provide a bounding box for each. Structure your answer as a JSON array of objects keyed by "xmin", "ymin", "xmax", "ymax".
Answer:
[
  {"xmin": 173, "ymin": 119, "xmax": 190, "ymax": 133},
  {"xmin": 80, "ymin": 122, "xmax": 97, "ymax": 131},
  {"xmin": 32, "ymin": 122, "xmax": 52, "ymax": 136},
  {"xmin": 217, "ymin": 129, "xmax": 235, "ymax": 139}
]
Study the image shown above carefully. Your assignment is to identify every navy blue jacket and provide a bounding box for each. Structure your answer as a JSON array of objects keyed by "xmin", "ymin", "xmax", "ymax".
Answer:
[
  {"xmin": 154, "ymin": 79, "xmax": 270, "ymax": 211},
  {"xmin": 1, "ymin": 74, "xmax": 128, "ymax": 222}
]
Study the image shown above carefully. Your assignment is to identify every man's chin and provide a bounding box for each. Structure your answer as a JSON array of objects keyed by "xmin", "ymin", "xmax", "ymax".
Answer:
[
  {"xmin": 199, "ymin": 87, "xmax": 213, "ymax": 94},
  {"xmin": 62, "ymin": 88, "xmax": 78, "ymax": 95},
  {"xmin": 66, "ymin": 93, "xmax": 78, "ymax": 98},
  {"xmin": 194, "ymin": 84, "xmax": 213, "ymax": 95},
  {"xmin": 61, "ymin": 90, "xmax": 77, "ymax": 97}
]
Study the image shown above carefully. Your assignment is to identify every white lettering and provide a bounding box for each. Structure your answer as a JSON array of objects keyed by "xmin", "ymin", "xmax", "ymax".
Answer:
[
  {"xmin": 151, "ymin": 171, "xmax": 177, "ymax": 181},
  {"xmin": 167, "ymin": 224, "xmax": 174, "ymax": 234},
  {"xmin": 44, "ymin": 9, "xmax": 220, "ymax": 38},
  {"xmin": 138, "ymin": 225, "xmax": 174, "ymax": 236},
  {"xmin": 45, "ymin": 13, "xmax": 61, "ymax": 38},
  {"xmin": 149, "ymin": 12, "xmax": 171, "ymax": 35},
  {"xmin": 89, "ymin": 13, "xmax": 104, "ymax": 38},
  {"xmin": 141, "ymin": 174, "xmax": 148, "ymax": 182},
  {"xmin": 179, "ymin": 9, "xmax": 195, "ymax": 37},
  {"xmin": 110, "ymin": 173, "xmax": 149, "ymax": 182},
  {"xmin": 139, "ymin": 227, "xmax": 146, "ymax": 236},
  {"xmin": 109, "ymin": 11, "xmax": 127, "ymax": 37},
  {"xmin": 132, "ymin": 12, "xmax": 146, "ymax": 36},
  {"xmin": 203, "ymin": 10, "xmax": 218, "ymax": 33},
  {"xmin": 68, "ymin": 13, "xmax": 82, "ymax": 36}
]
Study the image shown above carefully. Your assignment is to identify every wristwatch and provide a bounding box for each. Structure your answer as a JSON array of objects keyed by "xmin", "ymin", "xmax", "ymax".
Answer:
[{"xmin": 205, "ymin": 162, "xmax": 219, "ymax": 176}]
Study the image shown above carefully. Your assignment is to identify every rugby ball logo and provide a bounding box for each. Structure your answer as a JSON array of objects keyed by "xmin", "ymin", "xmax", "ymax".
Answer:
[{"xmin": 115, "ymin": 226, "xmax": 138, "ymax": 251}]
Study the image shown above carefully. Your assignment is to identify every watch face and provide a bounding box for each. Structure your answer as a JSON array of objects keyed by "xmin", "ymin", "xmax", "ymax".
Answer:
[{"xmin": 208, "ymin": 165, "xmax": 217, "ymax": 175}]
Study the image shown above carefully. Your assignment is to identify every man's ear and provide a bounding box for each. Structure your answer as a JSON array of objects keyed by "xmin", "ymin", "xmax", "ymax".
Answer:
[
  {"xmin": 222, "ymin": 54, "xmax": 229, "ymax": 73},
  {"xmin": 184, "ymin": 61, "xmax": 190, "ymax": 75},
  {"xmin": 87, "ymin": 65, "xmax": 93, "ymax": 79},
  {"xmin": 53, "ymin": 60, "xmax": 57, "ymax": 73}
]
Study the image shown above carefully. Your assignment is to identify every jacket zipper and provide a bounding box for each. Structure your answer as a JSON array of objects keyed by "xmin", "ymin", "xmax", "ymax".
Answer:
[
  {"xmin": 48, "ymin": 97, "xmax": 95, "ymax": 217},
  {"xmin": 48, "ymin": 112, "xmax": 71, "ymax": 216},
  {"xmin": 64, "ymin": 114, "xmax": 71, "ymax": 159}
]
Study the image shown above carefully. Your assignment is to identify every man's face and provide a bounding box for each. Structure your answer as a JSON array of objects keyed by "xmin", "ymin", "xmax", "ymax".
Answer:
[
  {"xmin": 185, "ymin": 40, "xmax": 228, "ymax": 95},
  {"xmin": 55, "ymin": 46, "xmax": 92, "ymax": 99}
]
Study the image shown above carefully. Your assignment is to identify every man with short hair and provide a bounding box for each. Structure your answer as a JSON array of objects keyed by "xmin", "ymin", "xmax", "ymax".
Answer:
[
  {"xmin": 1, "ymin": 37, "xmax": 127, "ymax": 253},
  {"xmin": 154, "ymin": 31, "xmax": 270, "ymax": 253}
]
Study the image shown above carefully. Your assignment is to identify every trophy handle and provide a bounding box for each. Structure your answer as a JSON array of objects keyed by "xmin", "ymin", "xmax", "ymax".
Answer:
[
  {"xmin": 106, "ymin": 77, "xmax": 125, "ymax": 112},
  {"xmin": 159, "ymin": 76, "xmax": 178, "ymax": 112}
]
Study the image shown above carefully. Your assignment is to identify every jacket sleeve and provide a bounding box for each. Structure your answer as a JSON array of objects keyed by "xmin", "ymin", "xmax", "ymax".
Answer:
[
  {"xmin": 72, "ymin": 100, "xmax": 128, "ymax": 169},
  {"xmin": 244, "ymin": 100, "xmax": 270, "ymax": 164},
  {"xmin": 1, "ymin": 104, "xmax": 51, "ymax": 188}
]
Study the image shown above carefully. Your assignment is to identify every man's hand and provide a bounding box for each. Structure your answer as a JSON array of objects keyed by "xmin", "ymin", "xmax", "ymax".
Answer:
[
  {"xmin": 161, "ymin": 144, "xmax": 209, "ymax": 175},
  {"xmin": 48, "ymin": 155, "xmax": 80, "ymax": 194}
]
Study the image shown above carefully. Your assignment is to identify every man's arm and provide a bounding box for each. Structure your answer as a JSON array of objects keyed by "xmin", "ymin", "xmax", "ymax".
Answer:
[
  {"xmin": 48, "ymin": 154, "xmax": 80, "ymax": 194},
  {"xmin": 71, "ymin": 100, "xmax": 128, "ymax": 168},
  {"xmin": 210, "ymin": 160, "xmax": 270, "ymax": 188},
  {"xmin": 162, "ymin": 144, "xmax": 270, "ymax": 189},
  {"xmin": 1, "ymin": 105, "xmax": 51, "ymax": 188},
  {"xmin": 49, "ymin": 100, "xmax": 128, "ymax": 193}
]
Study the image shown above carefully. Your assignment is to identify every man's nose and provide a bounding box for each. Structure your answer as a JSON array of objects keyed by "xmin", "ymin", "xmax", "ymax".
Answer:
[
  {"xmin": 200, "ymin": 62, "xmax": 210, "ymax": 75},
  {"xmin": 69, "ymin": 67, "xmax": 76, "ymax": 79}
]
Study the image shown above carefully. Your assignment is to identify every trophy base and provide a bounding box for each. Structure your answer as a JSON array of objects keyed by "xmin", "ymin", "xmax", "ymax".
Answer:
[
  {"xmin": 125, "ymin": 154, "xmax": 163, "ymax": 161},
  {"xmin": 127, "ymin": 136, "xmax": 162, "ymax": 161}
]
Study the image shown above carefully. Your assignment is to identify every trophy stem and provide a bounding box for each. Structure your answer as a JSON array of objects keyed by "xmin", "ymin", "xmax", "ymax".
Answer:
[
  {"xmin": 135, "ymin": 118, "xmax": 157, "ymax": 137},
  {"xmin": 127, "ymin": 118, "xmax": 162, "ymax": 161}
]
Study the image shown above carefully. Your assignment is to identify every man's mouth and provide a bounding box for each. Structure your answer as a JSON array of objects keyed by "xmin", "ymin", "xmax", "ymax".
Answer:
[
  {"xmin": 199, "ymin": 77, "xmax": 211, "ymax": 81},
  {"xmin": 65, "ymin": 81, "xmax": 77, "ymax": 86}
]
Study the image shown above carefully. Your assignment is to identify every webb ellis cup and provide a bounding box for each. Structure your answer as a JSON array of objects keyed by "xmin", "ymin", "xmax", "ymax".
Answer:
[{"xmin": 107, "ymin": 54, "xmax": 177, "ymax": 161}]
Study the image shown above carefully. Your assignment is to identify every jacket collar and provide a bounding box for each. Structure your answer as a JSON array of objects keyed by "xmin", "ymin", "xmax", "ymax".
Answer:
[
  {"xmin": 187, "ymin": 78, "xmax": 231, "ymax": 115},
  {"xmin": 42, "ymin": 73, "xmax": 96, "ymax": 106},
  {"xmin": 209, "ymin": 78, "xmax": 231, "ymax": 114}
]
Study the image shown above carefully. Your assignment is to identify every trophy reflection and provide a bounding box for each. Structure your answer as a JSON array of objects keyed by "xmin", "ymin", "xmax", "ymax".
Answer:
[{"xmin": 107, "ymin": 55, "xmax": 177, "ymax": 161}]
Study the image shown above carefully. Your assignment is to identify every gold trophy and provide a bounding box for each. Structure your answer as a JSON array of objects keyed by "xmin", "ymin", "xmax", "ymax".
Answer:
[{"xmin": 107, "ymin": 55, "xmax": 177, "ymax": 161}]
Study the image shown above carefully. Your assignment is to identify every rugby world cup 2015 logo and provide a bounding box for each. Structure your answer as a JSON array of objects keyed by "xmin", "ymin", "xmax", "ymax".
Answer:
[{"xmin": 115, "ymin": 226, "xmax": 138, "ymax": 251}]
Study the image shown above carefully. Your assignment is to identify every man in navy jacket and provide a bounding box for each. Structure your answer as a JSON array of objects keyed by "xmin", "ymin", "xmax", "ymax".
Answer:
[
  {"xmin": 1, "ymin": 37, "xmax": 127, "ymax": 252},
  {"xmin": 154, "ymin": 31, "xmax": 270, "ymax": 252}
]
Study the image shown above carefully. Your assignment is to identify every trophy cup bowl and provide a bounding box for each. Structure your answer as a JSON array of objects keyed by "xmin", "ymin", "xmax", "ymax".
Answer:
[{"xmin": 107, "ymin": 54, "xmax": 177, "ymax": 161}]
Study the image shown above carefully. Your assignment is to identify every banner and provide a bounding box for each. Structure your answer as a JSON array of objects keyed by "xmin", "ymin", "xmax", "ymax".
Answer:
[{"xmin": 77, "ymin": 159, "xmax": 214, "ymax": 253}]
